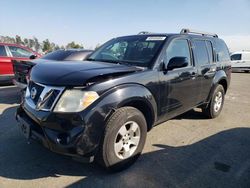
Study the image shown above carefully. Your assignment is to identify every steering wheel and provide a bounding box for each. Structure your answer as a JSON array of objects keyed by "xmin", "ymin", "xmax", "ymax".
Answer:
[{"xmin": 101, "ymin": 52, "xmax": 119, "ymax": 60}]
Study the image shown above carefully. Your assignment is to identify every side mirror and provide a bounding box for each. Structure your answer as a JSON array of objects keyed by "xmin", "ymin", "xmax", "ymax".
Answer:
[
  {"xmin": 29, "ymin": 54, "xmax": 37, "ymax": 60},
  {"xmin": 167, "ymin": 56, "xmax": 188, "ymax": 70}
]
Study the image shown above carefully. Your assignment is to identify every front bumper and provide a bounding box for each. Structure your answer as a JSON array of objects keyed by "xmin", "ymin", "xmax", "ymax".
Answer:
[{"xmin": 16, "ymin": 104, "xmax": 101, "ymax": 160}]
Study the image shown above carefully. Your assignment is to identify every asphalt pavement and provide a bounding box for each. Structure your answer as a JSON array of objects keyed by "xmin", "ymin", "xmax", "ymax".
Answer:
[{"xmin": 0, "ymin": 73, "xmax": 250, "ymax": 188}]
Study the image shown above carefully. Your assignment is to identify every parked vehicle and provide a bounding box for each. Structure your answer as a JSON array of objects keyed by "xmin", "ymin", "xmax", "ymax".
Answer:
[
  {"xmin": 13, "ymin": 49, "xmax": 93, "ymax": 88},
  {"xmin": 230, "ymin": 51, "xmax": 250, "ymax": 72},
  {"xmin": 16, "ymin": 29, "xmax": 231, "ymax": 171},
  {"xmin": 0, "ymin": 43, "xmax": 41, "ymax": 83}
]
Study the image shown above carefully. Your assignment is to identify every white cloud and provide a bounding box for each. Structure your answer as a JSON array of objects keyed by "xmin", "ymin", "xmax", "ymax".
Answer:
[{"xmin": 221, "ymin": 35, "xmax": 250, "ymax": 52}]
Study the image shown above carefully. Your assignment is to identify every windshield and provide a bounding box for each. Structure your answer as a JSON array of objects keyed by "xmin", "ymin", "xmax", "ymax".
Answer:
[{"xmin": 88, "ymin": 35, "xmax": 166, "ymax": 67}]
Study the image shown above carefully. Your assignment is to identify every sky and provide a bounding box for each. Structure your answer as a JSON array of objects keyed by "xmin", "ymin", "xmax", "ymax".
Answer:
[{"xmin": 1, "ymin": 0, "xmax": 250, "ymax": 51}]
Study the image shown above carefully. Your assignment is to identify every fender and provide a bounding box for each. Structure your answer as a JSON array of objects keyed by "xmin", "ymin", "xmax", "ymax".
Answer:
[
  {"xmin": 205, "ymin": 70, "xmax": 228, "ymax": 103},
  {"xmin": 77, "ymin": 84, "xmax": 157, "ymax": 155}
]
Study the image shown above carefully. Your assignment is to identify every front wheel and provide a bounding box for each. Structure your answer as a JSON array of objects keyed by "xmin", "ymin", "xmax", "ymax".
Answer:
[
  {"xmin": 202, "ymin": 84, "xmax": 225, "ymax": 119},
  {"xmin": 96, "ymin": 107, "xmax": 147, "ymax": 172}
]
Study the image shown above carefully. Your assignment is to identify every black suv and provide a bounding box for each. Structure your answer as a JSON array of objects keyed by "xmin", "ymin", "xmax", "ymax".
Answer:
[{"xmin": 16, "ymin": 29, "xmax": 231, "ymax": 171}]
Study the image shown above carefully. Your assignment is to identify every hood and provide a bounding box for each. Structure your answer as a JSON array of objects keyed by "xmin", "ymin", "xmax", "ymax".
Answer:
[{"xmin": 30, "ymin": 60, "xmax": 142, "ymax": 86}]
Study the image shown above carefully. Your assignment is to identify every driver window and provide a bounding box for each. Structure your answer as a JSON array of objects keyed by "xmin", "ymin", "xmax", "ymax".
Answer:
[{"xmin": 165, "ymin": 39, "xmax": 191, "ymax": 66}]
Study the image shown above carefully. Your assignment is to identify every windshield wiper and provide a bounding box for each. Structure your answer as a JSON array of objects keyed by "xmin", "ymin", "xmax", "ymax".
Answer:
[{"xmin": 86, "ymin": 58, "xmax": 135, "ymax": 67}]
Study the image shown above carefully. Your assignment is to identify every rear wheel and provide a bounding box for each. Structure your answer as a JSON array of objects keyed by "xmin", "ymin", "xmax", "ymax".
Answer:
[
  {"xmin": 96, "ymin": 107, "xmax": 147, "ymax": 171},
  {"xmin": 202, "ymin": 84, "xmax": 225, "ymax": 119},
  {"xmin": 244, "ymin": 70, "xmax": 250, "ymax": 73}
]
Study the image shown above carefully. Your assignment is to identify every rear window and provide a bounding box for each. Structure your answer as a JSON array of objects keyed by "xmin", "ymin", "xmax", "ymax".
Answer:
[
  {"xmin": 216, "ymin": 40, "xmax": 230, "ymax": 62},
  {"xmin": 42, "ymin": 50, "xmax": 75, "ymax": 60},
  {"xmin": 231, "ymin": 54, "xmax": 242, "ymax": 61},
  {"xmin": 0, "ymin": 45, "xmax": 7, "ymax": 56}
]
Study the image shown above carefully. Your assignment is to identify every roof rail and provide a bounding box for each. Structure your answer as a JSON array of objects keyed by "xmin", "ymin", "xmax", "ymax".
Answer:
[
  {"xmin": 138, "ymin": 31, "xmax": 152, "ymax": 35},
  {"xmin": 180, "ymin": 28, "xmax": 218, "ymax": 38}
]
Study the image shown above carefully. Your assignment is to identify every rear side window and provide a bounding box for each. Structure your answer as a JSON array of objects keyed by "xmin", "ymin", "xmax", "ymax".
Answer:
[
  {"xmin": 0, "ymin": 45, "xmax": 7, "ymax": 56},
  {"xmin": 165, "ymin": 39, "xmax": 191, "ymax": 66},
  {"xmin": 193, "ymin": 40, "xmax": 209, "ymax": 66},
  {"xmin": 206, "ymin": 41, "xmax": 214, "ymax": 63},
  {"xmin": 231, "ymin": 54, "xmax": 242, "ymax": 61},
  {"xmin": 216, "ymin": 40, "xmax": 230, "ymax": 62}
]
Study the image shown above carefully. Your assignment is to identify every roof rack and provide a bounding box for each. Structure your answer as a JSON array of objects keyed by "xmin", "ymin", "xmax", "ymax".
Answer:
[
  {"xmin": 180, "ymin": 28, "xmax": 218, "ymax": 38},
  {"xmin": 138, "ymin": 31, "xmax": 152, "ymax": 35}
]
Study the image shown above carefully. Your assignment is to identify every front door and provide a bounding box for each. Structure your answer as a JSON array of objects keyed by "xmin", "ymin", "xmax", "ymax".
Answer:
[{"xmin": 158, "ymin": 38, "xmax": 199, "ymax": 121}]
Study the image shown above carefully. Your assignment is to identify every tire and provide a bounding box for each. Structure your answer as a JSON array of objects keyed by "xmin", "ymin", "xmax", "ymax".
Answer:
[
  {"xmin": 202, "ymin": 84, "xmax": 225, "ymax": 119},
  {"xmin": 96, "ymin": 107, "xmax": 147, "ymax": 172},
  {"xmin": 244, "ymin": 70, "xmax": 250, "ymax": 73}
]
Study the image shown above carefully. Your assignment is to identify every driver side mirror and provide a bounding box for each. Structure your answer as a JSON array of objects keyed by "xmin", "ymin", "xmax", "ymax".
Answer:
[
  {"xmin": 166, "ymin": 56, "xmax": 189, "ymax": 71},
  {"xmin": 29, "ymin": 54, "xmax": 37, "ymax": 60}
]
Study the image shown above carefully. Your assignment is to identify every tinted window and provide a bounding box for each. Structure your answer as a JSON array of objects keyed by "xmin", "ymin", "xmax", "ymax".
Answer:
[
  {"xmin": 8, "ymin": 46, "xmax": 33, "ymax": 58},
  {"xmin": 216, "ymin": 40, "xmax": 230, "ymax": 62},
  {"xmin": 231, "ymin": 54, "xmax": 242, "ymax": 61},
  {"xmin": 88, "ymin": 35, "xmax": 166, "ymax": 67},
  {"xmin": 165, "ymin": 39, "xmax": 191, "ymax": 66},
  {"xmin": 193, "ymin": 40, "xmax": 209, "ymax": 66},
  {"xmin": 0, "ymin": 45, "xmax": 7, "ymax": 56},
  {"xmin": 42, "ymin": 50, "xmax": 75, "ymax": 60},
  {"xmin": 206, "ymin": 41, "xmax": 214, "ymax": 63}
]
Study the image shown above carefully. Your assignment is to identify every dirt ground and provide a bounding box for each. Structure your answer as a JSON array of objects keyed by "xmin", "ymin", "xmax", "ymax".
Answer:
[{"xmin": 0, "ymin": 73, "xmax": 250, "ymax": 188}]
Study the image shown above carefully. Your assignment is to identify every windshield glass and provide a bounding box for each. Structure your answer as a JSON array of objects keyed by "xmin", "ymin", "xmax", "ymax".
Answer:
[{"xmin": 88, "ymin": 35, "xmax": 166, "ymax": 67}]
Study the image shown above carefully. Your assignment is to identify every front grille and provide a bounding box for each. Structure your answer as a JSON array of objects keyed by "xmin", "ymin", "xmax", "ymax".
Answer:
[
  {"xmin": 43, "ymin": 89, "xmax": 61, "ymax": 109},
  {"xmin": 25, "ymin": 81, "xmax": 64, "ymax": 111},
  {"xmin": 28, "ymin": 81, "xmax": 45, "ymax": 104}
]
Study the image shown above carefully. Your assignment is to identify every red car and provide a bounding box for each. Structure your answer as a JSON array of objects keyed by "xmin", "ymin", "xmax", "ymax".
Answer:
[{"xmin": 0, "ymin": 43, "xmax": 41, "ymax": 84}]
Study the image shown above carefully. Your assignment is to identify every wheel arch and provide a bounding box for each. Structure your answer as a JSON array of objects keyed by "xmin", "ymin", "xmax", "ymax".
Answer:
[{"xmin": 206, "ymin": 70, "xmax": 228, "ymax": 103}]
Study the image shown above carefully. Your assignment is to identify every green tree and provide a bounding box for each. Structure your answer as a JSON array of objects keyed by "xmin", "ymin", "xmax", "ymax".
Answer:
[
  {"xmin": 54, "ymin": 45, "xmax": 60, "ymax": 50},
  {"xmin": 42, "ymin": 39, "xmax": 53, "ymax": 53},
  {"xmin": 15, "ymin": 35, "xmax": 23, "ymax": 44},
  {"xmin": 66, "ymin": 41, "xmax": 83, "ymax": 49},
  {"xmin": 95, "ymin": 43, "xmax": 102, "ymax": 50},
  {"xmin": 28, "ymin": 39, "xmax": 35, "ymax": 49},
  {"xmin": 23, "ymin": 38, "xmax": 29, "ymax": 47},
  {"xmin": 33, "ymin": 37, "xmax": 40, "ymax": 52}
]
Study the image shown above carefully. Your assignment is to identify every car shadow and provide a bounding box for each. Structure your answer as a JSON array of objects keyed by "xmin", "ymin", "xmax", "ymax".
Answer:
[{"xmin": 0, "ymin": 103, "xmax": 250, "ymax": 188}]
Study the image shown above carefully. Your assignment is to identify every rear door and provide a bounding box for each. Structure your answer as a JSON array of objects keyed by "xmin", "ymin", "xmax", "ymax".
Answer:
[
  {"xmin": 0, "ymin": 45, "xmax": 13, "ymax": 75},
  {"xmin": 192, "ymin": 39, "xmax": 216, "ymax": 102}
]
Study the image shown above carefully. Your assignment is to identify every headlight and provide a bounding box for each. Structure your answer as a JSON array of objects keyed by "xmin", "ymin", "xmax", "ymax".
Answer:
[{"xmin": 54, "ymin": 90, "xmax": 99, "ymax": 112}]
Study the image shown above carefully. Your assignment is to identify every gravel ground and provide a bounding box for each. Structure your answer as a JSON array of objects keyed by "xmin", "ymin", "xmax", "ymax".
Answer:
[{"xmin": 0, "ymin": 73, "xmax": 250, "ymax": 188}]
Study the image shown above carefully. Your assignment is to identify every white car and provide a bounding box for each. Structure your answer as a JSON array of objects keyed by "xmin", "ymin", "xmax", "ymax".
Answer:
[{"xmin": 230, "ymin": 51, "xmax": 250, "ymax": 73}]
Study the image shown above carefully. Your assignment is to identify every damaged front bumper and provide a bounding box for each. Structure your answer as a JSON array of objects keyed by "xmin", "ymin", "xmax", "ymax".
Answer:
[{"xmin": 16, "ymin": 103, "xmax": 102, "ymax": 162}]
